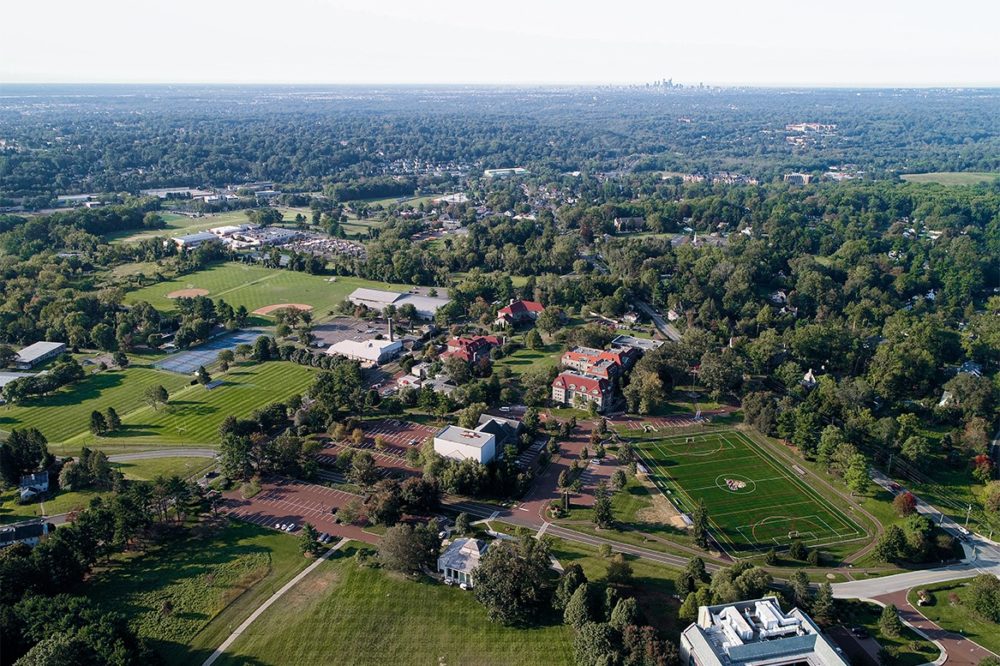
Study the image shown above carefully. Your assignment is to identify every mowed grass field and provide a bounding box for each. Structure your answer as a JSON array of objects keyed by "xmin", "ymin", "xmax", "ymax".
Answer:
[
  {"xmin": 629, "ymin": 430, "xmax": 865, "ymax": 553},
  {"xmin": 0, "ymin": 361, "xmax": 316, "ymax": 452},
  {"xmin": 217, "ymin": 544, "xmax": 575, "ymax": 666},
  {"xmin": 124, "ymin": 262, "xmax": 415, "ymax": 320},
  {"xmin": 107, "ymin": 208, "xmax": 312, "ymax": 243},
  {"xmin": 901, "ymin": 172, "xmax": 1000, "ymax": 186}
]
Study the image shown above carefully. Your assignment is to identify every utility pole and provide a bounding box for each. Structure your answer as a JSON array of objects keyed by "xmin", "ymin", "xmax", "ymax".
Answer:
[
  {"xmin": 887, "ymin": 453, "xmax": 894, "ymax": 476},
  {"xmin": 966, "ymin": 504, "xmax": 972, "ymax": 528}
]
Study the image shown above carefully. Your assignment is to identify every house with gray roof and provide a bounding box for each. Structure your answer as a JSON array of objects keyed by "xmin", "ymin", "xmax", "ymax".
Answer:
[{"xmin": 437, "ymin": 538, "xmax": 489, "ymax": 588}]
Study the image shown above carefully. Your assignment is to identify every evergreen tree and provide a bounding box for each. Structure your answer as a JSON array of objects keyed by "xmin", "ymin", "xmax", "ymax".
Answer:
[
  {"xmin": 564, "ymin": 583, "xmax": 595, "ymax": 628},
  {"xmin": 105, "ymin": 407, "xmax": 121, "ymax": 432},
  {"xmin": 878, "ymin": 604, "xmax": 903, "ymax": 638},
  {"xmin": 812, "ymin": 582, "xmax": 835, "ymax": 625},
  {"xmin": 593, "ymin": 481, "xmax": 614, "ymax": 528},
  {"xmin": 89, "ymin": 411, "xmax": 108, "ymax": 435},
  {"xmin": 692, "ymin": 499, "xmax": 710, "ymax": 549}
]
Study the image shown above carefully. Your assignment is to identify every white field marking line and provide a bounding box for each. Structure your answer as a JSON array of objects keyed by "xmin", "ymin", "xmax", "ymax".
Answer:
[
  {"xmin": 687, "ymin": 475, "xmax": 787, "ymax": 493},
  {"xmin": 202, "ymin": 538, "xmax": 349, "ymax": 666},
  {"xmin": 731, "ymin": 431, "xmax": 864, "ymax": 541},
  {"xmin": 735, "ymin": 432, "xmax": 867, "ymax": 538},
  {"xmin": 636, "ymin": 446, "xmax": 738, "ymax": 550},
  {"xmin": 711, "ymin": 499, "xmax": 817, "ymax": 519}
]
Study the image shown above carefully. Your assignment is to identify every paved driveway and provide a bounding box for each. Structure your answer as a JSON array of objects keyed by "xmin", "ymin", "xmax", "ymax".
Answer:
[{"xmin": 875, "ymin": 589, "xmax": 996, "ymax": 666}]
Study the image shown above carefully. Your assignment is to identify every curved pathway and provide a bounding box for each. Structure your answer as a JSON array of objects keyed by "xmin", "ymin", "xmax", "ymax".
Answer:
[{"xmin": 874, "ymin": 589, "xmax": 998, "ymax": 665}]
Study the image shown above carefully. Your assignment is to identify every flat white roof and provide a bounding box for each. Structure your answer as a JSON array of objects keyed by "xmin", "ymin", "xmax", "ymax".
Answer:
[
  {"xmin": 173, "ymin": 232, "xmax": 217, "ymax": 243},
  {"xmin": 15, "ymin": 341, "xmax": 65, "ymax": 363},
  {"xmin": 327, "ymin": 338, "xmax": 402, "ymax": 362},
  {"xmin": 435, "ymin": 425, "xmax": 494, "ymax": 448},
  {"xmin": 349, "ymin": 288, "xmax": 404, "ymax": 306}
]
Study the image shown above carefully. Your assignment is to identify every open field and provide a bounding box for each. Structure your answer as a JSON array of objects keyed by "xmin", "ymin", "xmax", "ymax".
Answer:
[
  {"xmin": 107, "ymin": 208, "xmax": 311, "ymax": 243},
  {"xmin": 0, "ymin": 362, "xmax": 316, "ymax": 452},
  {"xmin": 216, "ymin": 543, "xmax": 575, "ymax": 666},
  {"xmin": 901, "ymin": 172, "xmax": 1000, "ymax": 186},
  {"xmin": 907, "ymin": 578, "xmax": 1000, "ymax": 656},
  {"xmin": 0, "ymin": 365, "xmax": 191, "ymax": 445},
  {"xmin": 124, "ymin": 262, "xmax": 415, "ymax": 320},
  {"xmin": 629, "ymin": 430, "xmax": 866, "ymax": 553},
  {"xmin": 0, "ymin": 488, "xmax": 104, "ymax": 523},
  {"xmin": 87, "ymin": 520, "xmax": 309, "ymax": 665},
  {"xmin": 113, "ymin": 456, "xmax": 216, "ymax": 481},
  {"xmin": 496, "ymin": 342, "xmax": 563, "ymax": 374}
]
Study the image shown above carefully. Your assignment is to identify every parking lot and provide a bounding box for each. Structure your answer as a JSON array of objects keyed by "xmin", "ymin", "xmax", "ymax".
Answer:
[
  {"xmin": 349, "ymin": 419, "xmax": 438, "ymax": 456},
  {"xmin": 218, "ymin": 478, "xmax": 377, "ymax": 543}
]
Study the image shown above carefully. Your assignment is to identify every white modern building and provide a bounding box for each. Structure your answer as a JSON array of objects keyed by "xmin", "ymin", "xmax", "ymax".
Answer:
[
  {"xmin": 680, "ymin": 598, "xmax": 848, "ymax": 666},
  {"xmin": 326, "ymin": 338, "xmax": 402, "ymax": 366},
  {"xmin": 347, "ymin": 288, "xmax": 451, "ymax": 320},
  {"xmin": 13, "ymin": 342, "xmax": 66, "ymax": 370},
  {"xmin": 433, "ymin": 425, "xmax": 496, "ymax": 464},
  {"xmin": 437, "ymin": 538, "xmax": 489, "ymax": 588},
  {"xmin": 172, "ymin": 232, "xmax": 218, "ymax": 249}
]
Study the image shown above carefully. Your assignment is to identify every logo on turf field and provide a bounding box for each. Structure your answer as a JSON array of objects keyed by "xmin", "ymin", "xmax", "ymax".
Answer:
[{"xmin": 725, "ymin": 478, "xmax": 747, "ymax": 491}]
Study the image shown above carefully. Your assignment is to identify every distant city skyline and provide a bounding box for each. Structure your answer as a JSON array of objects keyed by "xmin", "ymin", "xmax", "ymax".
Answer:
[{"xmin": 3, "ymin": 0, "xmax": 998, "ymax": 87}]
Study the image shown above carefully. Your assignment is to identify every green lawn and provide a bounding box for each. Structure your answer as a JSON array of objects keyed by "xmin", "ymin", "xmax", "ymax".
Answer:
[
  {"xmin": 113, "ymin": 456, "xmax": 216, "ymax": 481},
  {"xmin": 87, "ymin": 520, "xmax": 309, "ymax": 665},
  {"xmin": 837, "ymin": 599, "xmax": 941, "ymax": 666},
  {"xmin": 906, "ymin": 578, "xmax": 1000, "ymax": 655},
  {"xmin": 0, "ymin": 361, "xmax": 316, "ymax": 452},
  {"xmin": 124, "ymin": 261, "xmax": 417, "ymax": 320},
  {"xmin": 496, "ymin": 342, "xmax": 563, "ymax": 374},
  {"xmin": 630, "ymin": 430, "xmax": 866, "ymax": 553},
  {"xmin": 901, "ymin": 172, "xmax": 1000, "ymax": 186},
  {"xmin": 0, "ymin": 488, "xmax": 105, "ymax": 523},
  {"xmin": 0, "ymin": 365, "xmax": 191, "ymax": 445},
  {"xmin": 217, "ymin": 544, "xmax": 575, "ymax": 666}
]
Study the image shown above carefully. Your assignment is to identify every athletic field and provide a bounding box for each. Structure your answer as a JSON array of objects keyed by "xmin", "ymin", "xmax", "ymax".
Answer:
[
  {"xmin": 631, "ymin": 430, "xmax": 865, "ymax": 553},
  {"xmin": 124, "ymin": 262, "xmax": 417, "ymax": 320}
]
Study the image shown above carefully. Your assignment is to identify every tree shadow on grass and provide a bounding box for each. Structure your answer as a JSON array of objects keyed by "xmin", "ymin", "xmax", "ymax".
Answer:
[{"xmin": 10, "ymin": 372, "xmax": 127, "ymax": 409}]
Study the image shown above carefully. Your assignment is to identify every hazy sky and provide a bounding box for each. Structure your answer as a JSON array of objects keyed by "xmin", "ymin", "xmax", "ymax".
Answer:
[{"xmin": 3, "ymin": 0, "xmax": 999, "ymax": 86}]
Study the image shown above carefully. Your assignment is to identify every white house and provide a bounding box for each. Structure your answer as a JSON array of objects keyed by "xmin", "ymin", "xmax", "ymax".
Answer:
[
  {"xmin": 433, "ymin": 425, "xmax": 496, "ymax": 464},
  {"xmin": 0, "ymin": 522, "xmax": 50, "ymax": 549},
  {"xmin": 437, "ymin": 538, "xmax": 489, "ymax": 588},
  {"xmin": 326, "ymin": 338, "xmax": 402, "ymax": 366}
]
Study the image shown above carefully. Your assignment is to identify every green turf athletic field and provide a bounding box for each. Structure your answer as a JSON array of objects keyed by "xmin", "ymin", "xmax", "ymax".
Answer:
[
  {"xmin": 124, "ymin": 262, "xmax": 416, "ymax": 319},
  {"xmin": 631, "ymin": 430, "xmax": 865, "ymax": 553}
]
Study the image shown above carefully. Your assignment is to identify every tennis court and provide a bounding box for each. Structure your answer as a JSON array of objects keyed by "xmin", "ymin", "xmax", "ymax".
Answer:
[
  {"xmin": 633, "ymin": 430, "xmax": 866, "ymax": 553},
  {"xmin": 154, "ymin": 330, "xmax": 263, "ymax": 374}
]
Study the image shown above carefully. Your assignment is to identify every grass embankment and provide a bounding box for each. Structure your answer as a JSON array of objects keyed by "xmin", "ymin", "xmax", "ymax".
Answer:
[{"xmin": 87, "ymin": 520, "xmax": 309, "ymax": 665}]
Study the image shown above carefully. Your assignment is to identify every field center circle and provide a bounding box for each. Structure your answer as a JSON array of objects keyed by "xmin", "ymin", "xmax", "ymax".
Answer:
[{"xmin": 715, "ymin": 474, "xmax": 756, "ymax": 494}]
